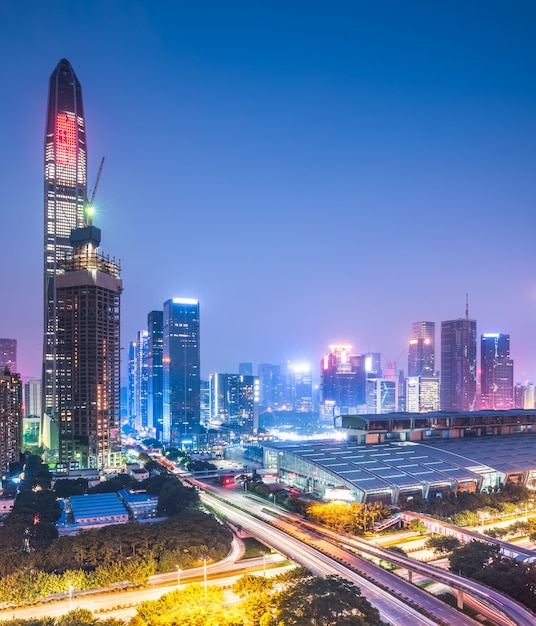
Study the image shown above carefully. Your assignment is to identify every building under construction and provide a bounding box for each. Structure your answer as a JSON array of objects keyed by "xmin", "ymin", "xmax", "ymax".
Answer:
[{"xmin": 55, "ymin": 222, "xmax": 122, "ymax": 469}]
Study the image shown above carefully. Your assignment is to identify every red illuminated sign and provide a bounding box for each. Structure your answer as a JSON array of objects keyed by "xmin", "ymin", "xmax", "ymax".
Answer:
[{"xmin": 56, "ymin": 113, "xmax": 76, "ymax": 166}]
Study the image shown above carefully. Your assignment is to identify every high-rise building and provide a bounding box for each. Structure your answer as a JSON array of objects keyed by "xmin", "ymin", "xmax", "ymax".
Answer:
[
  {"xmin": 147, "ymin": 310, "xmax": 164, "ymax": 440},
  {"xmin": 127, "ymin": 341, "xmax": 137, "ymax": 429},
  {"xmin": 0, "ymin": 370, "xmax": 22, "ymax": 473},
  {"xmin": 135, "ymin": 330, "xmax": 149, "ymax": 431},
  {"xmin": 406, "ymin": 376, "xmax": 440, "ymax": 413},
  {"xmin": 366, "ymin": 378, "xmax": 397, "ymax": 413},
  {"xmin": 288, "ymin": 363, "xmax": 314, "ymax": 411},
  {"xmin": 209, "ymin": 373, "xmax": 259, "ymax": 436},
  {"xmin": 43, "ymin": 59, "xmax": 88, "ymax": 446},
  {"xmin": 163, "ymin": 298, "xmax": 200, "ymax": 446},
  {"xmin": 239, "ymin": 363, "xmax": 253, "ymax": 376},
  {"xmin": 258, "ymin": 363, "xmax": 284, "ymax": 410},
  {"xmin": 0, "ymin": 339, "xmax": 17, "ymax": 373},
  {"xmin": 23, "ymin": 378, "xmax": 41, "ymax": 447},
  {"xmin": 408, "ymin": 322, "xmax": 435, "ymax": 377},
  {"xmin": 55, "ymin": 221, "xmax": 122, "ymax": 469},
  {"xmin": 480, "ymin": 334, "xmax": 514, "ymax": 410},
  {"xmin": 440, "ymin": 315, "xmax": 477, "ymax": 411},
  {"xmin": 320, "ymin": 345, "xmax": 366, "ymax": 417}
]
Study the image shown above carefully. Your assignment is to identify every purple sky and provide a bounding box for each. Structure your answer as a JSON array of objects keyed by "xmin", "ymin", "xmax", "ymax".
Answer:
[{"xmin": 1, "ymin": 1, "xmax": 535, "ymax": 383}]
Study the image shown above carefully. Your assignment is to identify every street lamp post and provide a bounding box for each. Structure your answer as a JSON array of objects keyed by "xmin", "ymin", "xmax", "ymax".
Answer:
[
  {"xmin": 69, "ymin": 584, "xmax": 73, "ymax": 611},
  {"xmin": 176, "ymin": 564, "xmax": 181, "ymax": 588},
  {"xmin": 263, "ymin": 552, "xmax": 266, "ymax": 577},
  {"xmin": 203, "ymin": 558, "xmax": 208, "ymax": 600}
]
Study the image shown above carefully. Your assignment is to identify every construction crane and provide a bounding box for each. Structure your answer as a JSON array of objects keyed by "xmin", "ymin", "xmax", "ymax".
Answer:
[{"xmin": 84, "ymin": 156, "xmax": 105, "ymax": 225}]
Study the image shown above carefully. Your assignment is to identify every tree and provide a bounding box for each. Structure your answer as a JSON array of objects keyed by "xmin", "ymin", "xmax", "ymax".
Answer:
[
  {"xmin": 54, "ymin": 478, "xmax": 88, "ymax": 498},
  {"xmin": 276, "ymin": 574, "xmax": 384, "ymax": 625},
  {"xmin": 409, "ymin": 519, "xmax": 427, "ymax": 535},
  {"xmin": 449, "ymin": 541, "xmax": 500, "ymax": 578},
  {"xmin": 425, "ymin": 535, "xmax": 460, "ymax": 554},
  {"xmin": 232, "ymin": 573, "xmax": 273, "ymax": 597}
]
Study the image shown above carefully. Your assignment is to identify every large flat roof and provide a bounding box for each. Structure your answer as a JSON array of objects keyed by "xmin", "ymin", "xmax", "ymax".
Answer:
[{"xmin": 263, "ymin": 434, "xmax": 536, "ymax": 497}]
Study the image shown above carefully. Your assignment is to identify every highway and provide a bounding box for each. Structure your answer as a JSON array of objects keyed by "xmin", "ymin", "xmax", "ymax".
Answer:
[
  {"xmin": 192, "ymin": 479, "xmax": 535, "ymax": 626},
  {"xmin": 198, "ymin": 487, "xmax": 478, "ymax": 626}
]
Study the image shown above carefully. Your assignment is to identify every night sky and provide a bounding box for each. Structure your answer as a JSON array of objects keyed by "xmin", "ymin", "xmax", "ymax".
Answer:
[{"xmin": 1, "ymin": 1, "xmax": 535, "ymax": 384}]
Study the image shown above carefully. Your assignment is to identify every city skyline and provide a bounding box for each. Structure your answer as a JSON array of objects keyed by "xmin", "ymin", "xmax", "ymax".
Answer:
[{"xmin": 1, "ymin": 2, "xmax": 535, "ymax": 383}]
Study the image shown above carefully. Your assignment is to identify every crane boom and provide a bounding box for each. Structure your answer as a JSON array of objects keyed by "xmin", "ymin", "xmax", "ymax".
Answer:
[{"xmin": 89, "ymin": 156, "xmax": 105, "ymax": 204}]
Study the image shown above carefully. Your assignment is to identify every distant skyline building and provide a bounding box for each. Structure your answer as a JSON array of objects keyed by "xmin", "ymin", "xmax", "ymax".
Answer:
[
  {"xmin": 0, "ymin": 339, "xmax": 17, "ymax": 373},
  {"xmin": 147, "ymin": 310, "xmax": 164, "ymax": 440},
  {"xmin": 480, "ymin": 333, "xmax": 513, "ymax": 410},
  {"xmin": 134, "ymin": 330, "xmax": 149, "ymax": 431},
  {"xmin": 258, "ymin": 363, "xmax": 285, "ymax": 410},
  {"xmin": 55, "ymin": 221, "xmax": 122, "ymax": 469},
  {"xmin": 43, "ymin": 59, "xmax": 88, "ymax": 445},
  {"xmin": 163, "ymin": 298, "xmax": 201, "ymax": 445},
  {"xmin": 320, "ymin": 345, "xmax": 366, "ymax": 417},
  {"xmin": 209, "ymin": 373, "xmax": 259, "ymax": 435},
  {"xmin": 366, "ymin": 378, "xmax": 397, "ymax": 414},
  {"xmin": 440, "ymin": 313, "xmax": 477, "ymax": 411},
  {"xmin": 408, "ymin": 322, "xmax": 435, "ymax": 377},
  {"xmin": 406, "ymin": 376, "xmax": 440, "ymax": 413},
  {"xmin": 0, "ymin": 370, "xmax": 22, "ymax": 473}
]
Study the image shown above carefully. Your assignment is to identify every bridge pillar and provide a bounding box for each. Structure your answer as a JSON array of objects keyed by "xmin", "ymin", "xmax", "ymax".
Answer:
[
  {"xmin": 407, "ymin": 570, "xmax": 413, "ymax": 584},
  {"xmin": 456, "ymin": 589, "xmax": 464, "ymax": 609}
]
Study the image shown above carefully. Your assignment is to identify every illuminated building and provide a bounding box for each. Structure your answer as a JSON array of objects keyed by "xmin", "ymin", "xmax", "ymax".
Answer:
[
  {"xmin": 43, "ymin": 59, "xmax": 88, "ymax": 448},
  {"xmin": 55, "ymin": 222, "xmax": 122, "ymax": 469},
  {"xmin": 147, "ymin": 310, "xmax": 164, "ymax": 440},
  {"xmin": 23, "ymin": 378, "xmax": 41, "ymax": 446},
  {"xmin": 320, "ymin": 345, "xmax": 366, "ymax": 417},
  {"xmin": 162, "ymin": 298, "xmax": 200, "ymax": 445},
  {"xmin": 258, "ymin": 363, "xmax": 285, "ymax": 410},
  {"xmin": 288, "ymin": 363, "xmax": 314, "ymax": 411},
  {"xmin": 408, "ymin": 322, "xmax": 435, "ymax": 377},
  {"xmin": 366, "ymin": 378, "xmax": 397, "ymax": 413},
  {"xmin": 440, "ymin": 316, "xmax": 477, "ymax": 411},
  {"xmin": 127, "ymin": 330, "xmax": 149, "ymax": 432},
  {"xmin": 0, "ymin": 339, "xmax": 17, "ymax": 373},
  {"xmin": 480, "ymin": 334, "xmax": 513, "ymax": 410},
  {"xmin": 406, "ymin": 376, "xmax": 440, "ymax": 413},
  {"xmin": 0, "ymin": 370, "xmax": 22, "ymax": 474},
  {"xmin": 209, "ymin": 373, "xmax": 259, "ymax": 436}
]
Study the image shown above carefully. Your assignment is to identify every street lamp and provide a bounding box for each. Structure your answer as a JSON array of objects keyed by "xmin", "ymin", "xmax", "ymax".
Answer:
[
  {"xmin": 69, "ymin": 584, "xmax": 73, "ymax": 611},
  {"xmin": 176, "ymin": 564, "xmax": 181, "ymax": 588},
  {"xmin": 203, "ymin": 557, "xmax": 207, "ymax": 600},
  {"xmin": 263, "ymin": 551, "xmax": 266, "ymax": 577}
]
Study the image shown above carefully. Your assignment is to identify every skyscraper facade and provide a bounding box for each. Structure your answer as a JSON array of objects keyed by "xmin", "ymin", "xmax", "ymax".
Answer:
[
  {"xmin": 408, "ymin": 322, "xmax": 435, "ymax": 377},
  {"xmin": 480, "ymin": 333, "xmax": 514, "ymax": 410},
  {"xmin": 43, "ymin": 59, "xmax": 88, "ymax": 445},
  {"xmin": 440, "ymin": 317, "xmax": 477, "ymax": 411},
  {"xmin": 0, "ymin": 370, "xmax": 22, "ymax": 474},
  {"xmin": 55, "ymin": 223, "xmax": 122, "ymax": 469},
  {"xmin": 209, "ymin": 373, "xmax": 259, "ymax": 436},
  {"xmin": 163, "ymin": 298, "xmax": 200, "ymax": 445},
  {"xmin": 147, "ymin": 310, "xmax": 164, "ymax": 440},
  {"xmin": 320, "ymin": 345, "xmax": 366, "ymax": 417},
  {"xmin": 0, "ymin": 339, "xmax": 17, "ymax": 373}
]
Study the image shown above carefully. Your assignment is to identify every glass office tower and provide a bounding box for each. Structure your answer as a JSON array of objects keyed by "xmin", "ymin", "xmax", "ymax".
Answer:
[
  {"xmin": 163, "ymin": 298, "xmax": 200, "ymax": 446},
  {"xmin": 43, "ymin": 59, "xmax": 87, "ymax": 446}
]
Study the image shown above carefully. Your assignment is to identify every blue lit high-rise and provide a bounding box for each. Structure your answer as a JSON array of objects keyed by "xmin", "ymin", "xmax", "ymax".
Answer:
[
  {"xmin": 147, "ymin": 310, "xmax": 164, "ymax": 440},
  {"xmin": 163, "ymin": 298, "xmax": 200, "ymax": 446}
]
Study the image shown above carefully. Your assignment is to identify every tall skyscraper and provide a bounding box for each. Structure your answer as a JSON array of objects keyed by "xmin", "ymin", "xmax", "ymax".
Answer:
[
  {"xmin": 0, "ymin": 370, "xmax": 22, "ymax": 473},
  {"xmin": 408, "ymin": 322, "xmax": 435, "ymax": 377},
  {"xmin": 147, "ymin": 310, "xmax": 164, "ymax": 440},
  {"xmin": 440, "ymin": 313, "xmax": 477, "ymax": 412},
  {"xmin": 43, "ymin": 59, "xmax": 88, "ymax": 446},
  {"xmin": 0, "ymin": 339, "xmax": 17, "ymax": 373},
  {"xmin": 163, "ymin": 298, "xmax": 200, "ymax": 446},
  {"xmin": 480, "ymin": 333, "xmax": 514, "ymax": 410},
  {"xmin": 258, "ymin": 363, "xmax": 285, "ymax": 410},
  {"xmin": 128, "ymin": 329, "xmax": 149, "ymax": 432},
  {"xmin": 320, "ymin": 345, "xmax": 366, "ymax": 417},
  {"xmin": 55, "ymin": 221, "xmax": 122, "ymax": 469},
  {"xmin": 209, "ymin": 373, "xmax": 259, "ymax": 436}
]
